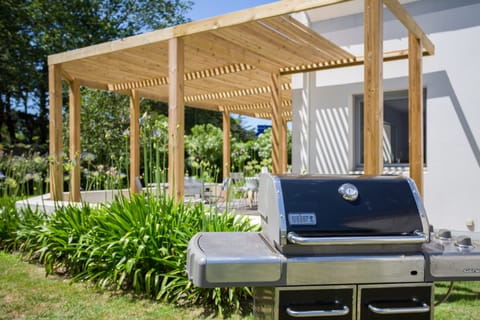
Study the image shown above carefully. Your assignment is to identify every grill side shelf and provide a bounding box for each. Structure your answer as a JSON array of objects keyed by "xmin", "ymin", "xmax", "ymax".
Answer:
[{"xmin": 186, "ymin": 232, "xmax": 286, "ymax": 288}]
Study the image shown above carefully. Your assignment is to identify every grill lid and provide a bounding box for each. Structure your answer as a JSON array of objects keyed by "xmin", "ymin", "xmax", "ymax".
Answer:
[
  {"xmin": 279, "ymin": 176, "xmax": 425, "ymax": 237},
  {"xmin": 258, "ymin": 174, "xmax": 430, "ymax": 253}
]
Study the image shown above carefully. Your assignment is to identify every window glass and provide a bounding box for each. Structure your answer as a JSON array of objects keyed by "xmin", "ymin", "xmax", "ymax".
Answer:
[{"xmin": 354, "ymin": 90, "xmax": 426, "ymax": 167}]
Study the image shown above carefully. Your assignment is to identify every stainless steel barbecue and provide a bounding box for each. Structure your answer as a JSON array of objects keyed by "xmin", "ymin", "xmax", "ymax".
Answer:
[{"xmin": 186, "ymin": 174, "xmax": 480, "ymax": 319}]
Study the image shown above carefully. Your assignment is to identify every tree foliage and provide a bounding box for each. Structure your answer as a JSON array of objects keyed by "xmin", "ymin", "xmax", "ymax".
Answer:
[{"xmin": 0, "ymin": 0, "xmax": 192, "ymax": 150}]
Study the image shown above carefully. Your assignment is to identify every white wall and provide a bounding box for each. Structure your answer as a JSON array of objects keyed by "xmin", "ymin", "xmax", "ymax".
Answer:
[{"xmin": 292, "ymin": 0, "xmax": 480, "ymax": 231}]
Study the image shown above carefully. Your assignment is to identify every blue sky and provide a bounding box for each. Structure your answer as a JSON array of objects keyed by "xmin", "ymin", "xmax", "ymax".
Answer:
[
  {"xmin": 187, "ymin": 0, "xmax": 278, "ymax": 21},
  {"xmin": 187, "ymin": 0, "xmax": 278, "ymax": 131}
]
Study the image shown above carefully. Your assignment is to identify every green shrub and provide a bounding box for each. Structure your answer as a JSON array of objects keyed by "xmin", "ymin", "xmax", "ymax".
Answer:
[
  {"xmin": 16, "ymin": 195, "xmax": 258, "ymax": 316},
  {"xmin": 0, "ymin": 197, "xmax": 19, "ymax": 250}
]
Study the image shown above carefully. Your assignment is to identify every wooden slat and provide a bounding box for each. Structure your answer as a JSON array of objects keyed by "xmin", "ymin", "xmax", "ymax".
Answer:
[
  {"xmin": 48, "ymin": 64, "xmax": 64, "ymax": 201},
  {"xmin": 255, "ymin": 111, "xmax": 292, "ymax": 121},
  {"xmin": 108, "ymin": 63, "xmax": 255, "ymax": 91},
  {"xmin": 48, "ymin": 0, "xmax": 352, "ymax": 65},
  {"xmin": 249, "ymin": 21, "xmax": 326, "ymax": 63},
  {"xmin": 187, "ymin": 82, "xmax": 291, "ymax": 103},
  {"xmin": 265, "ymin": 16, "xmax": 355, "ymax": 60},
  {"xmin": 223, "ymin": 112, "xmax": 231, "ymax": 180},
  {"xmin": 363, "ymin": 0, "xmax": 384, "ymax": 175},
  {"xmin": 210, "ymin": 27, "xmax": 298, "ymax": 68},
  {"xmin": 185, "ymin": 33, "xmax": 281, "ymax": 73},
  {"xmin": 219, "ymin": 24, "xmax": 309, "ymax": 67},
  {"xmin": 68, "ymin": 79, "xmax": 81, "ymax": 202},
  {"xmin": 384, "ymin": 0, "xmax": 435, "ymax": 55},
  {"xmin": 168, "ymin": 37, "xmax": 185, "ymax": 200},
  {"xmin": 221, "ymin": 99, "xmax": 292, "ymax": 113},
  {"xmin": 129, "ymin": 90, "xmax": 141, "ymax": 194},
  {"xmin": 408, "ymin": 32, "xmax": 424, "ymax": 196}
]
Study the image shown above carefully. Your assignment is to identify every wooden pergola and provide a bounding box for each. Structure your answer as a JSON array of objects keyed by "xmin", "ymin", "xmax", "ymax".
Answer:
[{"xmin": 48, "ymin": 0, "xmax": 434, "ymax": 201}]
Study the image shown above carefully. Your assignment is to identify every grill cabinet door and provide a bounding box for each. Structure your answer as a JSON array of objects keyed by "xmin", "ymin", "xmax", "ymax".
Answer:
[
  {"xmin": 278, "ymin": 286, "xmax": 354, "ymax": 320},
  {"xmin": 359, "ymin": 284, "xmax": 432, "ymax": 320}
]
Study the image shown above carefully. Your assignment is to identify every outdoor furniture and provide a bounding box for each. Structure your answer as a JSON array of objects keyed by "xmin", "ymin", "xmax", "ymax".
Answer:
[{"xmin": 244, "ymin": 177, "xmax": 259, "ymax": 208}]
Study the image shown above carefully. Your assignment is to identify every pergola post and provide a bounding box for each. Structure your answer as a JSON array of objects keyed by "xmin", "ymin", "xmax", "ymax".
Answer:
[
  {"xmin": 222, "ymin": 111, "xmax": 231, "ymax": 180},
  {"xmin": 281, "ymin": 117, "xmax": 288, "ymax": 173},
  {"xmin": 49, "ymin": 64, "xmax": 64, "ymax": 201},
  {"xmin": 363, "ymin": 0, "xmax": 384, "ymax": 175},
  {"xmin": 408, "ymin": 32, "xmax": 424, "ymax": 196},
  {"xmin": 129, "ymin": 90, "xmax": 140, "ymax": 194},
  {"xmin": 168, "ymin": 37, "xmax": 185, "ymax": 200},
  {"xmin": 68, "ymin": 79, "xmax": 81, "ymax": 202},
  {"xmin": 270, "ymin": 73, "xmax": 283, "ymax": 174}
]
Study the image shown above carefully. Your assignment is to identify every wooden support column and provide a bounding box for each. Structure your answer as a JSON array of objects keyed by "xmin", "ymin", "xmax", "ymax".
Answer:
[
  {"xmin": 68, "ymin": 79, "xmax": 81, "ymax": 202},
  {"xmin": 129, "ymin": 90, "xmax": 140, "ymax": 194},
  {"xmin": 408, "ymin": 32, "xmax": 424, "ymax": 196},
  {"xmin": 363, "ymin": 0, "xmax": 384, "ymax": 175},
  {"xmin": 222, "ymin": 111, "xmax": 231, "ymax": 180},
  {"xmin": 271, "ymin": 73, "xmax": 283, "ymax": 174},
  {"xmin": 281, "ymin": 118, "xmax": 288, "ymax": 173},
  {"xmin": 49, "ymin": 64, "xmax": 64, "ymax": 201},
  {"xmin": 168, "ymin": 37, "xmax": 185, "ymax": 200}
]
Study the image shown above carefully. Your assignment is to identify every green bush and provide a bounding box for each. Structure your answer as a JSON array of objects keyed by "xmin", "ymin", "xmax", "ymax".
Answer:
[
  {"xmin": 0, "ymin": 197, "xmax": 19, "ymax": 250},
  {"xmin": 15, "ymin": 195, "xmax": 258, "ymax": 316}
]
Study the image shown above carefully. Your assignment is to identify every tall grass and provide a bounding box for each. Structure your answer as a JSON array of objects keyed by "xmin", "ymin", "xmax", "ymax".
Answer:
[{"xmin": 11, "ymin": 195, "xmax": 258, "ymax": 316}]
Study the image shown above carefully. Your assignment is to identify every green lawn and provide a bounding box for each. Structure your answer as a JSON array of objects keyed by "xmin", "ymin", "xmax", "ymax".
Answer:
[
  {"xmin": 1, "ymin": 251, "xmax": 479, "ymax": 320},
  {"xmin": 435, "ymin": 281, "xmax": 480, "ymax": 320},
  {"xmin": 0, "ymin": 252, "xmax": 252, "ymax": 320}
]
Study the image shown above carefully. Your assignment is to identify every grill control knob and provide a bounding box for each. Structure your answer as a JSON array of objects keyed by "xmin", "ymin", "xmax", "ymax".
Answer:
[
  {"xmin": 437, "ymin": 229, "xmax": 452, "ymax": 240},
  {"xmin": 455, "ymin": 236, "xmax": 474, "ymax": 249}
]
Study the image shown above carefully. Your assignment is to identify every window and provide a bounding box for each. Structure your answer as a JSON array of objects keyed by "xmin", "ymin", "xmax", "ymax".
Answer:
[{"xmin": 354, "ymin": 90, "xmax": 426, "ymax": 167}]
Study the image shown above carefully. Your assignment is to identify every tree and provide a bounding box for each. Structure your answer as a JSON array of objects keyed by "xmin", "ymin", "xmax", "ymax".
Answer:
[
  {"xmin": 0, "ymin": 0, "xmax": 193, "ymax": 150},
  {"xmin": 0, "ymin": 0, "xmax": 37, "ymax": 147}
]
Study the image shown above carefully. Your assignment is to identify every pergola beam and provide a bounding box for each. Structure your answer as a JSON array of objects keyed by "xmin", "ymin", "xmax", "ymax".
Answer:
[
  {"xmin": 280, "ymin": 49, "xmax": 431, "ymax": 75},
  {"xmin": 384, "ymin": 0, "xmax": 435, "ymax": 55}
]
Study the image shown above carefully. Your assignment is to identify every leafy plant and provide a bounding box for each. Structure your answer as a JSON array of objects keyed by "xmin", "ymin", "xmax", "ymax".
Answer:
[
  {"xmin": 0, "ymin": 197, "xmax": 20, "ymax": 250},
  {"xmin": 15, "ymin": 195, "xmax": 258, "ymax": 316}
]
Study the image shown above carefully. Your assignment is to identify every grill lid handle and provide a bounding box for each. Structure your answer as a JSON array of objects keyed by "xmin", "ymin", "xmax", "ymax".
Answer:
[{"xmin": 287, "ymin": 231, "xmax": 428, "ymax": 246}]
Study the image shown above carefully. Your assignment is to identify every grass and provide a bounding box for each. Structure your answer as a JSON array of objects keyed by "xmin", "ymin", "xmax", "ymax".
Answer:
[
  {"xmin": 0, "ymin": 252, "xmax": 252, "ymax": 320},
  {"xmin": 435, "ymin": 281, "xmax": 480, "ymax": 320},
  {"xmin": 1, "ymin": 251, "xmax": 479, "ymax": 320}
]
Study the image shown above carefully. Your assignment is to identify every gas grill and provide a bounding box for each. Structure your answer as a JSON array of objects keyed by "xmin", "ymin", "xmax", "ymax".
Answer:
[{"xmin": 186, "ymin": 174, "xmax": 480, "ymax": 319}]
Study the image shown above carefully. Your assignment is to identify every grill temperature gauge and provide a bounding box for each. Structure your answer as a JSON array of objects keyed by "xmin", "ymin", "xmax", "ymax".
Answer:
[{"xmin": 338, "ymin": 183, "xmax": 359, "ymax": 202}]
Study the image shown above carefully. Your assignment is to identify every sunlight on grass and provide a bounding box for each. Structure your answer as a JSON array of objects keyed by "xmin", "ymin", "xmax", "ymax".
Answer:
[
  {"xmin": 0, "ymin": 252, "xmax": 252, "ymax": 320},
  {"xmin": 1, "ymin": 251, "xmax": 479, "ymax": 319}
]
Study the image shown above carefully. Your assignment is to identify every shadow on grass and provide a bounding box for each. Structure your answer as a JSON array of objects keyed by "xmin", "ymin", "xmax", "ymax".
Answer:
[{"xmin": 435, "ymin": 282, "xmax": 480, "ymax": 303}]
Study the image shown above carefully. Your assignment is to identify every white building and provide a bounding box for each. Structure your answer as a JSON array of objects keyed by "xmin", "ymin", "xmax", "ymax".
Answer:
[{"xmin": 292, "ymin": 0, "xmax": 480, "ymax": 231}]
